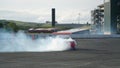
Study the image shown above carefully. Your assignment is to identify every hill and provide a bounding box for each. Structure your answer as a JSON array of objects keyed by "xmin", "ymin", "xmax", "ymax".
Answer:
[{"xmin": 0, "ymin": 19, "xmax": 88, "ymax": 33}]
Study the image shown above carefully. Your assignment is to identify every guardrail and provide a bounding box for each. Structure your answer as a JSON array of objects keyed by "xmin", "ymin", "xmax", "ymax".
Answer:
[
  {"xmin": 70, "ymin": 34, "xmax": 120, "ymax": 39},
  {"xmin": 27, "ymin": 33, "xmax": 120, "ymax": 39}
]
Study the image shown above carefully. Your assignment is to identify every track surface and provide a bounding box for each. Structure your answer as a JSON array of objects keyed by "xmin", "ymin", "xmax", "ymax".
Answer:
[{"xmin": 0, "ymin": 38, "xmax": 120, "ymax": 68}]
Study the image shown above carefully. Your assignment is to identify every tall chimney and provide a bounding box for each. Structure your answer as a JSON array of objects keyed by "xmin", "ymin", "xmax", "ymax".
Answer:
[{"xmin": 52, "ymin": 8, "xmax": 55, "ymax": 27}]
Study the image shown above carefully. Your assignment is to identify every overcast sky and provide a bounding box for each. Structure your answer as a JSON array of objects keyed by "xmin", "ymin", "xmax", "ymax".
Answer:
[{"xmin": 0, "ymin": 0, "xmax": 103, "ymax": 24}]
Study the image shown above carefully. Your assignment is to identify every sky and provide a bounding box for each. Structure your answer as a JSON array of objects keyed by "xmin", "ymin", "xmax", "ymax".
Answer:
[{"xmin": 0, "ymin": 0, "xmax": 103, "ymax": 24}]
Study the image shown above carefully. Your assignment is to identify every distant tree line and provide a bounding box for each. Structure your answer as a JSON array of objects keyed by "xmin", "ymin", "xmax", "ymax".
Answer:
[
  {"xmin": 0, "ymin": 20, "xmax": 75, "ymax": 33},
  {"xmin": 0, "ymin": 20, "xmax": 18, "ymax": 32}
]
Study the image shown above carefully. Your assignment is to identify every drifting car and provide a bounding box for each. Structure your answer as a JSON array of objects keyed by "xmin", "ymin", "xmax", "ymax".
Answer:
[{"xmin": 56, "ymin": 35, "xmax": 77, "ymax": 50}]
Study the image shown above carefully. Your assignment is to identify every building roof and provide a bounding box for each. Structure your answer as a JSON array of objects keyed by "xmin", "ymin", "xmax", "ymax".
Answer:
[{"xmin": 52, "ymin": 27, "xmax": 90, "ymax": 35}]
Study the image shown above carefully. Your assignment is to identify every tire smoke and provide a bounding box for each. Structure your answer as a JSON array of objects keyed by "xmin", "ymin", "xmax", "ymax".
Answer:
[{"xmin": 0, "ymin": 30, "xmax": 71, "ymax": 52}]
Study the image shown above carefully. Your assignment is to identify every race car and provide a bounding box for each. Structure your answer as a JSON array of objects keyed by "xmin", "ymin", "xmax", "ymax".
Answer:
[{"xmin": 56, "ymin": 35, "xmax": 77, "ymax": 50}]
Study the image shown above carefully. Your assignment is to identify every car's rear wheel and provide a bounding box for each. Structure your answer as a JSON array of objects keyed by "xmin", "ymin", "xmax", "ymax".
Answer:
[{"xmin": 70, "ymin": 41, "xmax": 76, "ymax": 50}]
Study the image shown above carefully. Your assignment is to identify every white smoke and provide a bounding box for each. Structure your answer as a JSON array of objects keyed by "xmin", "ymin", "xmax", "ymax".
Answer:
[{"xmin": 0, "ymin": 30, "xmax": 71, "ymax": 52}]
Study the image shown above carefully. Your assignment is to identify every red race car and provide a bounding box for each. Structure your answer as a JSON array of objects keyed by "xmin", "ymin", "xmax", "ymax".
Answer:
[{"xmin": 56, "ymin": 35, "xmax": 77, "ymax": 50}]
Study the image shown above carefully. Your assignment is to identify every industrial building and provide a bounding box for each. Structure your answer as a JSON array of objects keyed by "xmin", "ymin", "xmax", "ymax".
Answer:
[
  {"xmin": 91, "ymin": 4, "xmax": 104, "ymax": 34},
  {"xmin": 91, "ymin": 0, "xmax": 120, "ymax": 34},
  {"xmin": 104, "ymin": 0, "xmax": 120, "ymax": 34}
]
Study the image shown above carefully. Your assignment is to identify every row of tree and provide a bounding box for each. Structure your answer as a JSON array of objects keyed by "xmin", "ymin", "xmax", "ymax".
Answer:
[{"xmin": 0, "ymin": 21, "xmax": 18, "ymax": 32}]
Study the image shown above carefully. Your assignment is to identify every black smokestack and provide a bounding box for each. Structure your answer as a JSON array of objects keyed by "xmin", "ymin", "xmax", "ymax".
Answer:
[{"xmin": 52, "ymin": 8, "xmax": 55, "ymax": 27}]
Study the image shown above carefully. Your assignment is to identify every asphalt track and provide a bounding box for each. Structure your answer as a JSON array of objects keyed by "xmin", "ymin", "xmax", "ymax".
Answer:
[{"xmin": 0, "ymin": 38, "xmax": 120, "ymax": 68}]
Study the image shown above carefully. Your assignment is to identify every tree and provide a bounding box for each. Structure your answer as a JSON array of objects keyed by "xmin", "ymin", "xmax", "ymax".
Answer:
[
  {"xmin": 7, "ymin": 22, "xmax": 19, "ymax": 32},
  {"xmin": 0, "ymin": 23, "xmax": 3, "ymax": 28},
  {"xmin": 46, "ymin": 21, "xmax": 51, "ymax": 24}
]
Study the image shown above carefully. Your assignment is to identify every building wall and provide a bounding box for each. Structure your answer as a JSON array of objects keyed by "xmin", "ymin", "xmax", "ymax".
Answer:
[
  {"xmin": 111, "ymin": 0, "xmax": 120, "ymax": 34},
  {"xmin": 104, "ymin": 0, "xmax": 120, "ymax": 34},
  {"xmin": 104, "ymin": 1, "xmax": 111, "ymax": 34}
]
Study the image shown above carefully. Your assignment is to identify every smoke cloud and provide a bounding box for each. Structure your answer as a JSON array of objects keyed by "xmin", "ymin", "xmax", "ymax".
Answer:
[{"xmin": 0, "ymin": 30, "xmax": 71, "ymax": 52}]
